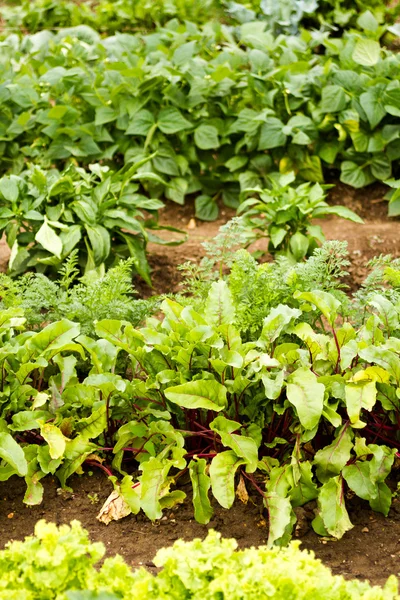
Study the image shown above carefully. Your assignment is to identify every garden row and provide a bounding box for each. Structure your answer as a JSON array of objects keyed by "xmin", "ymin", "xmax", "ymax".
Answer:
[
  {"xmin": 2, "ymin": 521, "xmax": 398, "ymax": 599},
  {"xmin": 0, "ymin": 235, "xmax": 399, "ymax": 545},
  {"xmin": 1, "ymin": 0, "xmax": 399, "ymax": 36}
]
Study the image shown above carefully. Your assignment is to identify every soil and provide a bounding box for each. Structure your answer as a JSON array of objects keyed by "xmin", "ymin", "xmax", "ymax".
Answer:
[
  {"xmin": 134, "ymin": 182, "xmax": 400, "ymax": 297},
  {"xmin": 0, "ymin": 181, "xmax": 400, "ymax": 588}
]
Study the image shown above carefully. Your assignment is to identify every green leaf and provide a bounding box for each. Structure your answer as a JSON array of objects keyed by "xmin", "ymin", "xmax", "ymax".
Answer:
[
  {"xmin": 258, "ymin": 118, "xmax": 287, "ymax": 150},
  {"xmin": 260, "ymin": 305, "xmax": 301, "ymax": 345},
  {"xmin": 313, "ymin": 205, "xmax": 363, "ymax": 224},
  {"xmin": 158, "ymin": 107, "xmax": 192, "ymax": 134},
  {"xmin": 189, "ymin": 458, "xmax": 213, "ymax": 524},
  {"xmin": 352, "ymin": 39, "xmax": 381, "ymax": 67},
  {"xmin": 264, "ymin": 493, "xmax": 294, "ymax": 547},
  {"xmin": 195, "ymin": 195, "xmax": 218, "ymax": 221},
  {"xmin": 369, "ymin": 481, "xmax": 392, "ymax": 516},
  {"xmin": 139, "ymin": 457, "xmax": 171, "ymax": 520},
  {"xmin": 209, "ymin": 450, "xmax": 245, "ymax": 509},
  {"xmin": 360, "ymin": 88, "xmax": 387, "ymax": 129},
  {"xmin": 293, "ymin": 290, "xmax": 341, "ymax": 326},
  {"xmin": 342, "ymin": 461, "xmax": 377, "ymax": 501},
  {"xmin": 289, "ymin": 231, "xmax": 309, "ymax": 260},
  {"xmin": 165, "ymin": 380, "xmax": 227, "ymax": 411},
  {"xmin": 194, "ymin": 124, "xmax": 220, "ymax": 150},
  {"xmin": 85, "ymin": 224, "xmax": 110, "ymax": 266},
  {"xmin": 76, "ymin": 404, "xmax": 107, "ymax": 440},
  {"xmin": 0, "ymin": 176, "xmax": 19, "ymax": 202},
  {"xmin": 126, "ymin": 110, "xmax": 155, "ymax": 136},
  {"xmin": 286, "ymin": 368, "xmax": 324, "ymax": 430},
  {"xmin": 205, "ymin": 280, "xmax": 235, "ymax": 326},
  {"xmin": 345, "ymin": 380, "xmax": 377, "ymax": 425},
  {"xmin": 340, "ymin": 161, "xmax": 375, "ymax": 188},
  {"xmin": 210, "ymin": 416, "xmax": 258, "ymax": 472},
  {"xmin": 40, "ymin": 423, "xmax": 66, "ymax": 460},
  {"xmin": 317, "ymin": 476, "xmax": 353, "ymax": 539},
  {"xmin": 320, "ymin": 86, "xmax": 347, "ymax": 113},
  {"xmin": 0, "ymin": 432, "xmax": 27, "ymax": 476},
  {"xmin": 35, "ymin": 220, "xmax": 63, "ymax": 259},
  {"xmin": 314, "ymin": 425, "xmax": 353, "ymax": 483}
]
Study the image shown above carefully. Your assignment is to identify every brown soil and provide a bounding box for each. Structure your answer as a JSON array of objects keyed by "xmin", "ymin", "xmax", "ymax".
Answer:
[
  {"xmin": 135, "ymin": 182, "xmax": 400, "ymax": 297},
  {"xmin": 1, "ymin": 182, "xmax": 400, "ymax": 588}
]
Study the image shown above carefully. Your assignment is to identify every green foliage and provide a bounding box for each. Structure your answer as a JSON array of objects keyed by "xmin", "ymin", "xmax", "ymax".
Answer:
[
  {"xmin": 0, "ymin": 161, "xmax": 185, "ymax": 282},
  {"xmin": 0, "ymin": 23, "xmax": 399, "ymax": 218},
  {"xmin": 238, "ymin": 173, "xmax": 362, "ymax": 260},
  {"xmin": 1, "ymin": 244, "xmax": 400, "ymax": 543},
  {"xmin": 0, "ymin": 257, "xmax": 156, "ymax": 335},
  {"xmin": 1, "ymin": 0, "xmax": 399, "ymax": 36},
  {"xmin": 0, "ymin": 522, "xmax": 397, "ymax": 599}
]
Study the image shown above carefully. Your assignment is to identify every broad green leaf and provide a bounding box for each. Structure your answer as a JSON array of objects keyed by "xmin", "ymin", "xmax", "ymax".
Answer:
[
  {"xmin": 76, "ymin": 404, "xmax": 107, "ymax": 440},
  {"xmin": 194, "ymin": 124, "xmax": 220, "ymax": 150},
  {"xmin": 352, "ymin": 39, "xmax": 381, "ymax": 66},
  {"xmin": 290, "ymin": 461, "xmax": 318, "ymax": 507},
  {"xmin": 35, "ymin": 220, "xmax": 63, "ymax": 259},
  {"xmin": 0, "ymin": 176, "xmax": 19, "ymax": 202},
  {"xmin": 314, "ymin": 425, "xmax": 353, "ymax": 483},
  {"xmin": 40, "ymin": 423, "xmax": 66, "ymax": 460},
  {"xmin": 189, "ymin": 458, "xmax": 213, "ymax": 524},
  {"xmin": 0, "ymin": 432, "xmax": 27, "ymax": 476},
  {"xmin": 317, "ymin": 476, "xmax": 353, "ymax": 539},
  {"xmin": 345, "ymin": 380, "xmax": 377, "ymax": 425},
  {"xmin": 264, "ymin": 493, "xmax": 295, "ymax": 547},
  {"xmin": 165, "ymin": 380, "xmax": 227, "ymax": 411},
  {"xmin": 205, "ymin": 280, "xmax": 235, "ymax": 326},
  {"xmin": 119, "ymin": 475, "xmax": 141, "ymax": 514},
  {"xmin": 158, "ymin": 107, "xmax": 191, "ymax": 134},
  {"xmin": 286, "ymin": 368, "xmax": 324, "ymax": 430},
  {"xmin": 210, "ymin": 416, "xmax": 258, "ymax": 472},
  {"xmin": 293, "ymin": 290, "xmax": 341, "ymax": 326},
  {"xmin": 139, "ymin": 457, "xmax": 172, "ymax": 520},
  {"xmin": 210, "ymin": 450, "xmax": 245, "ymax": 509},
  {"xmin": 195, "ymin": 195, "xmax": 218, "ymax": 221},
  {"xmin": 260, "ymin": 305, "xmax": 301, "ymax": 345},
  {"xmin": 289, "ymin": 232, "xmax": 309, "ymax": 260},
  {"xmin": 340, "ymin": 161, "xmax": 375, "ymax": 188},
  {"xmin": 369, "ymin": 481, "xmax": 392, "ymax": 516},
  {"xmin": 258, "ymin": 118, "xmax": 286, "ymax": 150},
  {"xmin": 320, "ymin": 86, "xmax": 347, "ymax": 114},
  {"xmin": 57, "ymin": 437, "xmax": 97, "ymax": 487},
  {"xmin": 342, "ymin": 461, "xmax": 377, "ymax": 501}
]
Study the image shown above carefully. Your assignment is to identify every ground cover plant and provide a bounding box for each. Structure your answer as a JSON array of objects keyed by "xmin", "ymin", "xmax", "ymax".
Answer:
[
  {"xmin": 0, "ymin": 243, "xmax": 399, "ymax": 544},
  {"xmin": 0, "ymin": 520, "xmax": 398, "ymax": 599},
  {"xmin": 0, "ymin": 22, "xmax": 400, "ymax": 219}
]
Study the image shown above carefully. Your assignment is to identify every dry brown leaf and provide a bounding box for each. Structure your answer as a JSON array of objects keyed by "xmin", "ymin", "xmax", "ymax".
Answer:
[
  {"xmin": 235, "ymin": 475, "xmax": 249, "ymax": 504},
  {"xmin": 97, "ymin": 490, "xmax": 131, "ymax": 525}
]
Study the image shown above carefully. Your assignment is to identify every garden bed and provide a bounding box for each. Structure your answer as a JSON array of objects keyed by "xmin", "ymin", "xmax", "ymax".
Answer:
[{"xmin": 0, "ymin": 180, "xmax": 399, "ymax": 588}]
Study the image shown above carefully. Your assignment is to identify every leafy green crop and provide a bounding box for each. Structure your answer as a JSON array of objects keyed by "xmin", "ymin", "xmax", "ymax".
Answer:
[
  {"xmin": 1, "ymin": 0, "xmax": 399, "ymax": 37},
  {"xmin": 238, "ymin": 172, "xmax": 363, "ymax": 260},
  {"xmin": 0, "ymin": 23, "xmax": 400, "ymax": 218},
  {"xmin": 1, "ymin": 245, "xmax": 400, "ymax": 543},
  {"xmin": 0, "ymin": 256, "xmax": 156, "ymax": 335},
  {"xmin": 0, "ymin": 521, "xmax": 397, "ymax": 599},
  {"xmin": 0, "ymin": 160, "xmax": 185, "ymax": 281}
]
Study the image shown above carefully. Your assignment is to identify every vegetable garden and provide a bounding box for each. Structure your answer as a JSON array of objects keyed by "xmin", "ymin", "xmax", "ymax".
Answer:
[{"xmin": 1, "ymin": 0, "xmax": 400, "ymax": 597}]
